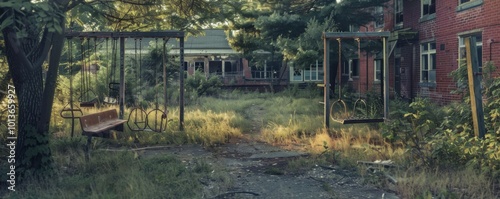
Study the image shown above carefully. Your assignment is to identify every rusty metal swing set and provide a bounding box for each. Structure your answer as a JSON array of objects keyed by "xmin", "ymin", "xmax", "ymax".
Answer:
[
  {"xmin": 322, "ymin": 32, "xmax": 390, "ymax": 128},
  {"xmin": 61, "ymin": 31, "xmax": 186, "ymax": 133}
]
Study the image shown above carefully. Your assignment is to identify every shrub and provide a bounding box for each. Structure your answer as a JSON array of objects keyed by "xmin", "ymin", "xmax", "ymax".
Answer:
[
  {"xmin": 383, "ymin": 61, "xmax": 500, "ymax": 178},
  {"xmin": 185, "ymin": 70, "xmax": 222, "ymax": 98}
]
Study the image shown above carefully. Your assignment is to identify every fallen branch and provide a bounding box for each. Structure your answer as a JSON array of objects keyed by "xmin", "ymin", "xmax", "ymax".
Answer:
[{"xmin": 97, "ymin": 145, "xmax": 176, "ymax": 152}]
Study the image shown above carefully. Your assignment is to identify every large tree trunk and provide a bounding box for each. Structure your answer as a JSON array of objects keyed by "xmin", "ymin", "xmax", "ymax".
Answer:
[
  {"xmin": 3, "ymin": 27, "xmax": 53, "ymax": 180},
  {"xmin": 1, "ymin": 0, "xmax": 68, "ymax": 180}
]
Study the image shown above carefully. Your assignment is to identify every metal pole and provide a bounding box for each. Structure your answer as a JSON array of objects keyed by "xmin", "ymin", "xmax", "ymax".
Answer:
[
  {"xmin": 119, "ymin": 37, "xmax": 125, "ymax": 120},
  {"xmin": 264, "ymin": 60, "xmax": 267, "ymax": 79},
  {"xmin": 323, "ymin": 34, "xmax": 330, "ymax": 128},
  {"xmin": 179, "ymin": 37, "xmax": 185, "ymax": 131},
  {"xmin": 68, "ymin": 38, "xmax": 75, "ymax": 137},
  {"xmin": 163, "ymin": 38, "xmax": 168, "ymax": 124},
  {"xmin": 383, "ymin": 37, "xmax": 389, "ymax": 119},
  {"xmin": 337, "ymin": 38, "xmax": 342, "ymax": 99}
]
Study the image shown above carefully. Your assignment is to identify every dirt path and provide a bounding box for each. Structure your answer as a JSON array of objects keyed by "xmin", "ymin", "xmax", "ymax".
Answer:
[{"xmin": 138, "ymin": 105, "xmax": 399, "ymax": 199}]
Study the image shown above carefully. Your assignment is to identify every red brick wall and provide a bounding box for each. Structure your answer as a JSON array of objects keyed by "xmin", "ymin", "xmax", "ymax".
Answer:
[{"xmin": 394, "ymin": 0, "xmax": 500, "ymax": 104}]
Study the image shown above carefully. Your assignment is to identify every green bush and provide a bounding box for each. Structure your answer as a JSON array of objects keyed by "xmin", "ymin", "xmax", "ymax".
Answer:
[
  {"xmin": 185, "ymin": 70, "xmax": 223, "ymax": 98},
  {"xmin": 383, "ymin": 62, "xmax": 500, "ymax": 179}
]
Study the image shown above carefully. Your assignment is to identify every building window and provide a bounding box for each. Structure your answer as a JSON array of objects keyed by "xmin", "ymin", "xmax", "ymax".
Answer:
[
  {"xmin": 457, "ymin": 0, "xmax": 483, "ymax": 11},
  {"xmin": 289, "ymin": 61, "xmax": 323, "ymax": 82},
  {"xmin": 422, "ymin": 0, "xmax": 436, "ymax": 16},
  {"xmin": 460, "ymin": 0, "xmax": 475, "ymax": 4},
  {"xmin": 420, "ymin": 42, "xmax": 436, "ymax": 83},
  {"xmin": 342, "ymin": 60, "xmax": 349, "ymax": 76},
  {"xmin": 374, "ymin": 59, "xmax": 382, "ymax": 82},
  {"xmin": 349, "ymin": 58, "xmax": 359, "ymax": 78},
  {"xmin": 373, "ymin": 6, "xmax": 384, "ymax": 29},
  {"xmin": 292, "ymin": 68, "xmax": 302, "ymax": 81},
  {"xmin": 395, "ymin": 0, "xmax": 403, "ymax": 27},
  {"xmin": 459, "ymin": 34, "xmax": 483, "ymax": 69},
  {"xmin": 183, "ymin": 61, "xmax": 189, "ymax": 78},
  {"xmin": 194, "ymin": 61, "xmax": 204, "ymax": 72},
  {"xmin": 209, "ymin": 61, "xmax": 223, "ymax": 75}
]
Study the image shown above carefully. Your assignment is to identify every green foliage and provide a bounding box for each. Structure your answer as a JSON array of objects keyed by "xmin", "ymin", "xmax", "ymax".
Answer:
[
  {"xmin": 185, "ymin": 71, "xmax": 223, "ymax": 98},
  {"xmin": 383, "ymin": 62, "xmax": 500, "ymax": 179},
  {"xmin": 227, "ymin": 0, "xmax": 388, "ymax": 68},
  {"xmin": 254, "ymin": 12, "xmax": 306, "ymax": 40},
  {"xmin": 0, "ymin": 1, "xmax": 64, "ymax": 34},
  {"xmin": 278, "ymin": 17, "xmax": 336, "ymax": 69}
]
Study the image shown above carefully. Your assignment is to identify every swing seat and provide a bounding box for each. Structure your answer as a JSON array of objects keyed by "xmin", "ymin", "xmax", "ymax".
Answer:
[
  {"xmin": 329, "ymin": 99, "xmax": 385, "ymax": 124},
  {"xmin": 80, "ymin": 98, "xmax": 99, "ymax": 107},
  {"xmin": 332, "ymin": 117, "xmax": 385, "ymax": 125},
  {"xmin": 80, "ymin": 109, "xmax": 127, "ymax": 160},
  {"xmin": 80, "ymin": 101, "xmax": 96, "ymax": 108}
]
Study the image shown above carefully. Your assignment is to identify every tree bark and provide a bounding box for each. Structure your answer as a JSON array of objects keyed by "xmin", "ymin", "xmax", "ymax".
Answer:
[
  {"xmin": 3, "ymin": 26, "xmax": 51, "ymax": 180},
  {"xmin": 1, "ymin": 0, "xmax": 70, "ymax": 181}
]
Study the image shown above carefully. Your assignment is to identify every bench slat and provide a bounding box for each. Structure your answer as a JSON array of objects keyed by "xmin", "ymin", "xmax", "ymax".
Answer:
[{"xmin": 80, "ymin": 109, "xmax": 125, "ymax": 136}]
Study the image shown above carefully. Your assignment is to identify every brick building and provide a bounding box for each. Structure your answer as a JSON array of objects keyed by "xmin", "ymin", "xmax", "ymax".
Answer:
[{"xmin": 352, "ymin": 0, "xmax": 500, "ymax": 104}]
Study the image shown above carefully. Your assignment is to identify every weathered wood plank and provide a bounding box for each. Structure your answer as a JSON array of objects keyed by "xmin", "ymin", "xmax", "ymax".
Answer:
[{"xmin": 465, "ymin": 37, "xmax": 486, "ymax": 138}]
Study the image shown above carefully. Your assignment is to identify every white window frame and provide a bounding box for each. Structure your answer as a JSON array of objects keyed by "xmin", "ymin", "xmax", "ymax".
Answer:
[
  {"xmin": 421, "ymin": 0, "xmax": 436, "ymax": 17},
  {"xmin": 193, "ymin": 61, "xmax": 206, "ymax": 77},
  {"xmin": 289, "ymin": 61, "xmax": 324, "ymax": 82},
  {"xmin": 290, "ymin": 66, "xmax": 304, "ymax": 82},
  {"xmin": 459, "ymin": 0, "xmax": 476, "ymax": 4},
  {"xmin": 374, "ymin": 59, "xmax": 382, "ymax": 82},
  {"xmin": 395, "ymin": 0, "xmax": 403, "ymax": 27},
  {"xmin": 420, "ymin": 42, "xmax": 436, "ymax": 83},
  {"xmin": 458, "ymin": 33, "xmax": 482, "ymax": 69}
]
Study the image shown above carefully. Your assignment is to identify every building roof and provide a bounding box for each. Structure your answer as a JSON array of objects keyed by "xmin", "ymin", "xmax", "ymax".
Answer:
[
  {"xmin": 122, "ymin": 29, "xmax": 238, "ymax": 55},
  {"xmin": 170, "ymin": 29, "xmax": 232, "ymax": 50}
]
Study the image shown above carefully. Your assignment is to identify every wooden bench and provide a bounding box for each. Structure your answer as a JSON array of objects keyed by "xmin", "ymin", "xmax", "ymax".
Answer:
[{"xmin": 79, "ymin": 109, "xmax": 127, "ymax": 159}]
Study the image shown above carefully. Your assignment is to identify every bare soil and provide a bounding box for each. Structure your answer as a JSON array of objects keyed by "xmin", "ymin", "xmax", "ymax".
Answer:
[{"xmin": 137, "ymin": 105, "xmax": 400, "ymax": 199}]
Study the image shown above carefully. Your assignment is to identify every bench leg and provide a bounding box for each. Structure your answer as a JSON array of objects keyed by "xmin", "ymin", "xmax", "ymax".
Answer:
[{"xmin": 85, "ymin": 135, "xmax": 92, "ymax": 161}]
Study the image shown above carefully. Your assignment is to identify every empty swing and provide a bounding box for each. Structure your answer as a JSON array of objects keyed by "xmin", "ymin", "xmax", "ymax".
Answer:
[
  {"xmin": 78, "ymin": 37, "xmax": 99, "ymax": 108},
  {"xmin": 127, "ymin": 38, "xmax": 148, "ymax": 131},
  {"xmin": 127, "ymin": 38, "xmax": 168, "ymax": 132},
  {"xmin": 146, "ymin": 38, "xmax": 168, "ymax": 132},
  {"xmin": 60, "ymin": 37, "xmax": 84, "ymax": 122},
  {"xmin": 329, "ymin": 38, "xmax": 384, "ymax": 124},
  {"xmin": 103, "ymin": 37, "xmax": 119, "ymax": 105}
]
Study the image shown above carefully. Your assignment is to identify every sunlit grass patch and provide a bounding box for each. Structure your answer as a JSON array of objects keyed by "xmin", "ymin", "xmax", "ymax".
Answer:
[
  {"xmin": 183, "ymin": 109, "xmax": 242, "ymax": 146},
  {"xmin": 396, "ymin": 168, "xmax": 496, "ymax": 199},
  {"xmin": 309, "ymin": 129, "xmax": 334, "ymax": 154}
]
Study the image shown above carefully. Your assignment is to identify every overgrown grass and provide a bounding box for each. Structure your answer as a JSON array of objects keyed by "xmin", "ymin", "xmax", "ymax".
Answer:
[
  {"xmin": 4, "ymin": 87, "xmax": 498, "ymax": 198},
  {"xmin": 396, "ymin": 168, "xmax": 496, "ymax": 199},
  {"xmin": 51, "ymin": 105, "xmax": 243, "ymax": 147},
  {"xmin": 1, "ymin": 138, "xmax": 221, "ymax": 199}
]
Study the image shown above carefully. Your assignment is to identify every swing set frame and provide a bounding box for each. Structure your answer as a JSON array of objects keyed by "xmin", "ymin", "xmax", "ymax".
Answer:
[
  {"xmin": 322, "ymin": 31, "xmax": 390, "ymax": 128},
  {"xmin": 64, "ymin": 31, "xmax": 186, "ymax": 131}
]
